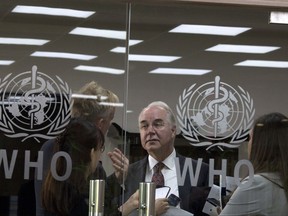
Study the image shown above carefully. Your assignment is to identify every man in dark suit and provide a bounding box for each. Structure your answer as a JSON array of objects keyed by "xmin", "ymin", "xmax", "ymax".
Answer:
[{"xmin": 107, "ymin": 101, "xmax": 209, "ymax": 216}]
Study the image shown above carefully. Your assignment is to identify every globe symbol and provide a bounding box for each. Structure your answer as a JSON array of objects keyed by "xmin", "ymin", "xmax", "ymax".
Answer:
[
  {"xmin": 2, "ymin": 67, "xmax": 64, "ymax": 132},
  {"xmin": 187, "ymin": 77, "xmax": 245, "ymax": 140}
]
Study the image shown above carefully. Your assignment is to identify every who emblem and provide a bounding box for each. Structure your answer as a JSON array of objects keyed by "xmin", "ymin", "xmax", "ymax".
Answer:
[
  {"xmin": 177, "ymin": 76, "xmax": 255, "ymax": 150},
  {"xmin": 0, "ymin": 65, "xmax": 72, "ymax": 142}
]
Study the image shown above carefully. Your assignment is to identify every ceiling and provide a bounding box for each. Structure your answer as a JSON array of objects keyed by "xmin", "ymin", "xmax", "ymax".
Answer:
[{"xmin": 1, "ymin": 0, "xmax": 288, "ymax": 133}]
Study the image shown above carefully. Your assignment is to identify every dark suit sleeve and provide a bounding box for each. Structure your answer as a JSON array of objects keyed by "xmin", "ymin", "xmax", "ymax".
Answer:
[
  {"xmin": 198, "ymin": 160, "xmax": 210, "ymax": 186},
  {"xmin": 90, "ymin": 161, "xmax": 107, "ymax": 180},
  {"xmin": 188, "ymin": 161, "xmax": 210, "ymax": 216},
  {"xmin": 105, "ymin": 173, "xmax": 123, "ymax": 216},
  {"xmin": 177, "ymin": 155, "xmax": 210, "ymax": 216},
  {"xmin": 105, "ymin": 158, "xmax": 147, "ymax": 216}
]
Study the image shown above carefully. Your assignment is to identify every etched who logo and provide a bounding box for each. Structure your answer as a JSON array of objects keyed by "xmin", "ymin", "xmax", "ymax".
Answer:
[
  {"xmin": 0, "ymin": 65, "xmax": 72, "ymax": 142},
  {"xmin": 176, "ymin": 76, "xmax": 255, "ymax": 150}
]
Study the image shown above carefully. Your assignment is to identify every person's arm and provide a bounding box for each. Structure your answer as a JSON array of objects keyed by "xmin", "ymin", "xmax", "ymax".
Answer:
[
  {"xmin": 218, "ymin": 186, "xmax": 249, "ymax": 215},
  {"xmin": 118, "ymin": 190, "xmax": 139, "ymax": 216},
  {"xmin": 219, "ymin": 176, "xmax": 262, "ymax": 216}
]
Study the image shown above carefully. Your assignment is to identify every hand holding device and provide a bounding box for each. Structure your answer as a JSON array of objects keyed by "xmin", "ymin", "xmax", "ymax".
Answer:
[{"xmin": 167, "ymin": 194, "xmax": 181, "ymax": 206}]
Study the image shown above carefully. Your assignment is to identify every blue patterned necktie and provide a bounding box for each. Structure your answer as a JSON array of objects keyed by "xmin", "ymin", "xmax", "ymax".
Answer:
[{"xmin": 152, "ymin": 162, "xmax": 165, "ymax": 187}]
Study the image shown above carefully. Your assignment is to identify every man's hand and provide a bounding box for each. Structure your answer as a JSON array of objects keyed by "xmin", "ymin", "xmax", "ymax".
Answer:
[
  {"xmin": 107, "ymin": 148, "xmax": 129, "ymax": 183},
  {"xmin": 155, "ymin": 198, "xmax": 169, "ymax": 216}
]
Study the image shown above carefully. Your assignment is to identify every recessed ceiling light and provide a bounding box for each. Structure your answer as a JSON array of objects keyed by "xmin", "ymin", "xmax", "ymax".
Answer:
[
  {"xmin": 149, "ymin": 68, "xmax": 211, "ymax": 75},
  {"xmin": 12, "ymin": 5, "xmax": 95, "ymax": 18},
  {"xmin": 72, "ymin": 94, "xmax": 108, "ymax": 101},
  {"xmin": 7, "ymin": 96, "xmax": 54, "ymax": 102},
  {"xmin": 74, "ymin": 65, "xmax": 124, "ymax": 74},
  {"xmin": 69, "ymin": 27, "xmax": 126, "ymax": 39},
  {"xmin": 206, "ymin": 44, "xmax": 280, "ymax": 53},
  {"xmin": 99, "ymin": 102, "xmax": 124, "ymax": 107},
  {"xmin": 0, "ymin": 60, "xmax": 15, "ymax": 65},
  {"xmin": 169, "ymin": 24, "xmax": 251, "ymax": 36},
  {"xmin": 235, "ymin": 60, "xmax": 288, "ymax": 68},
  {"xmin": 110, "ymin": 47, "xmax": 126, "ymax": 53},
  {"xmin": 71, "ymin": 94, "xmax": 124, "ymax": 107},
  {"xmin": 129, "ymin": 54, "xmax": 181, "ymax": 62},
  {"xmin": 129, "ymin": 40, "xmax": 143, "ymax": 46},
  {"xmin": 110, "ymin": 51, "xmax": 180, "ymax": 62},
  {"xmin": 110, "ymin": 39, "xmax": 143, "ymax": 53},
  {"xmin": 31, "ymin": 51, "xmax": 96, "ymax": 60},
  {"xmin": 270, "ymin": 11, "xmax": 288, "ymax": 24},
  {"xmin": 0, "ymin": 37, "xmax": 49, "ymax": 45}
]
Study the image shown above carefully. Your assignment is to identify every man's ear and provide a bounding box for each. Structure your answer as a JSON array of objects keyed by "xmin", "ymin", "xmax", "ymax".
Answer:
[
  {"xmin": 171, "ymin": 125, "xmax": 177, "ymax": 138},
  {"xmin": 96, "ymin": 118, "xmax": 105, "ymax": 129}
]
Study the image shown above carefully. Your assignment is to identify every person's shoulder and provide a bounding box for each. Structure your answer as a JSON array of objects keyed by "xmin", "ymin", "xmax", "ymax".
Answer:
[
  {"xmin": 176, "ymin": 153, "xmax": 209, "ymax": 168},
  {"xmin": 253, "ymin": 173, "xmax": 283, "ymax": 188},
  {"xmin": 176, "ymin": 152, "xmax": 199, "ymax": 161},
  {"xmin": 129, "ymin": 157, "xmax": 147, "ymax": 168},
  {"xmin": 240, "ymin": 173, "xmax": 279, "ymax": 191},
  {"xmin": 245, "ymin": 173, "xmax": 275, "ymax": 183}
]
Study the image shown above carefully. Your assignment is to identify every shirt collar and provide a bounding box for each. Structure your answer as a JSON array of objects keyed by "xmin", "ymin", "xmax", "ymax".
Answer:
[{"xmin": 148, "ymin": 148, "xmax": 176, "ymax": 171}]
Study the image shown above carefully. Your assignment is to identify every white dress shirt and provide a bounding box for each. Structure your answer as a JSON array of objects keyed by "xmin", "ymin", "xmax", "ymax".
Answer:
[{"xmin": 145, "ymin": 149, "xmax": 179, "ymax": 198}]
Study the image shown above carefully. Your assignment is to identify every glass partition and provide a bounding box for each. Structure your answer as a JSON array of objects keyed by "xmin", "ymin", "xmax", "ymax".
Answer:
[
  {"xmin": 0, "ymin": 1, "xmax": 128, "ymax": 215},
  {"xmin": 124, "ymin": 2, "xmax": 288, "ymax": 216}
]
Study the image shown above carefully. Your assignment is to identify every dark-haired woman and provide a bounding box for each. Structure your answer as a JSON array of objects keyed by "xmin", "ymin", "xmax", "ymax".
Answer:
[
  {"xmin": 42, "ymin": 118, "xmax": 105, "ymax": 216},
  {"xmin": 42, "ymin": 118, "xmax": 138, "ymax": 216}
]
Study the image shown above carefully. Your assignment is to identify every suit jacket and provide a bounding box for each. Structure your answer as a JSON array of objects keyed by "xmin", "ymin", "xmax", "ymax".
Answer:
[{"xmin": 107, "ymin": 153, "xmax": 209, "ymax": 216}]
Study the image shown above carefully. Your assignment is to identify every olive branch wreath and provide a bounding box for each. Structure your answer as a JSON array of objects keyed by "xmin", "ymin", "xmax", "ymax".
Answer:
[
  {"xmin": 0, "ymin": 74, "xmax": 72, "ymax": 142},
  {"xmin": 0, "ymin": 74, "xmax": 14, "ymax": 134},
  {"xmin": 176, "ymin": 84, "xmax": 255, "ymax": 149}
]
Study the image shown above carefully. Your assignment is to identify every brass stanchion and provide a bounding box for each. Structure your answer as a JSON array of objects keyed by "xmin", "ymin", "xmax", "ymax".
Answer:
[
  {"xmin": 88, "ymin": 180, "xmax": 105, "ymax": 216},
  {"xmin": 138, "ymin": 182, "xmax": 156, "ymax": 216}
]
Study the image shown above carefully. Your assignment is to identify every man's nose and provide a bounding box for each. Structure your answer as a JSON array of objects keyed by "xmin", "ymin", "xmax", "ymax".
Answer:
[{"xmin": 147, "ymin": 124, "xmax": 156, "ymax": 133}]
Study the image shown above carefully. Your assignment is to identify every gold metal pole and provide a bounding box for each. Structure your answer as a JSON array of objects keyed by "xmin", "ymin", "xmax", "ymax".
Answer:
[
  {"xmin": 138, "ymin": 182, "xmax": 156, "ymax": 216},
  {"xmin": 88, "ymin": 180, "xmax": 105, "ymax": 216}
]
